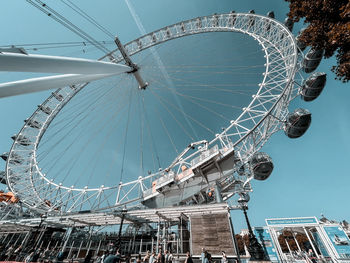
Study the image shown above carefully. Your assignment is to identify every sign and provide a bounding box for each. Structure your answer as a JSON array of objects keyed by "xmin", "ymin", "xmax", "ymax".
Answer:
[
  {"xmin": 312, "ymin": 231, "xmax": 330, "ymax": 257},
  {"xmin": 323, "ymin": 226, "xmax": 350, "ymax": 259},
  {"xmin": 254, "ymin": 227, "xmax": 280, "ymax": 262},
  {"xmin": 266, "ymin": 217, "xmax": 318, "ymax": 226}
]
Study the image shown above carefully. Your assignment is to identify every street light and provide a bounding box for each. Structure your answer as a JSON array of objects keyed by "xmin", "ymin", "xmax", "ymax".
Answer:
[
  {"xmin": 238, "ymin": 196, "xmax": 267, "ymax": 261},
  {"xmin": 117, "ymin": 209, "xmax": 127, "ymax": 252}
]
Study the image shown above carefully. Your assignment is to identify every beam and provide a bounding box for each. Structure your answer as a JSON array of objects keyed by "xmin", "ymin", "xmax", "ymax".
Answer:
[
  {"xmin": 0, "ymin": 52, "xmax": 131, "ymax": 74},
  {"xmin": 67, "ymin": 217, "xmax": 97, "ymax": 226},
  {"xmin": 156, "ymin": 211, "xmax": 171, "ymax": 222},
  {"xmin": 114, "ymin": 37, "xmax": 148, "ymax": 89},
  {"xmin": 0, "ymin": 73, "xmax": 117, "ymax": 98}
]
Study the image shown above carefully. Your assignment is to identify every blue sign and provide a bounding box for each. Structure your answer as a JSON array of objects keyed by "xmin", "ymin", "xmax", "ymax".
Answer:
[
  {"xmin": 312, "ymin": 231, "xmax": 329, "ymax": 257},
  {"xmin": 323, "ymin": 226, "xmax": 350, "ymax": 259},
  {"xmin": 266, "ymin": 217, "xmax": 318, "ymax": 226},
  {"xmin": 254, "ymin": 227, "xmax": 280, "ymax": 262}
]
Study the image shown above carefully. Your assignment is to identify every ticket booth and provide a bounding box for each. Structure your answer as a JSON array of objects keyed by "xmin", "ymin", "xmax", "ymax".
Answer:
[{"xmin": 259, "ymin": 217, "xmax": 350, "ymax": 263}]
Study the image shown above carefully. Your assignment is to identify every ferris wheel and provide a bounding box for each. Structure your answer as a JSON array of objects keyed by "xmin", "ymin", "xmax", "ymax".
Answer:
[{"xmin": 0, "ymin": 11, "xmax": 326, "ymax": 215}]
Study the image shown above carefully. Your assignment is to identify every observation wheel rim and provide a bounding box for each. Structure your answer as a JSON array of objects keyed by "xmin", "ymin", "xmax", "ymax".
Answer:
[{"xmin": 5, "ymin": 12, "xmax": 298, "ymax": 213}]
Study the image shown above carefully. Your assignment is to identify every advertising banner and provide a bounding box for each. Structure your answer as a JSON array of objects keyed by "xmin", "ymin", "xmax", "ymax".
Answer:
[
  {"xmin": 254, "ymin": 227, "xmax": 280, "ymax": 262},
  {"xmin": 266, "ymin": 217, "xmax": 318, "ymax": 226},
  {"xmin": 312, "ymin": 231, "xmax": 330, "ymax": 257},
  {"xmin": 323, "ymin": 226, "xmax": 350, "ymax": 259}
]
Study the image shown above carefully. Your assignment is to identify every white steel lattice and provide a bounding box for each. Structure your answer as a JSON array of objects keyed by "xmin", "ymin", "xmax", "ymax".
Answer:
[{"xmin": 5, "ymin": 13, "xmax": 301, "ymax": 214}]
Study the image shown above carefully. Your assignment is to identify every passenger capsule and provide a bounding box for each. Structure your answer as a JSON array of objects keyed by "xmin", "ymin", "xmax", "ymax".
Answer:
[
  {"xmin": 251, "ymin": 152, "xmax": 273, "ymax": 181},
  {"xmin": 267, "ymin": 11, "xmax": 275, "ymax": 18},
  {"xmin": 0, "ymin": 152, "xmax": 8, "ymax": 161},
  {"xmin": 303, "ymin": 49, "xmax": 324, "ymax": 73},
  {"xmin": 25, "ymin": 119, "xmax": 41, "ymax": 129},
  {"xmin": 212, "ymin": 13, "xmax": 219, "ymax": 27},
  {"xmin": 301, "ymin": 72, "xmax": 327, "ymax": 102},
  {"xmin": 11, "ymin": 134, "xmax": 31, "ymax": 146},
  {"xmin": 180, "ymin": 23, "xmax": 185, "ymax": 32},
  {"xmin": 248, "ymin": 10, "xmax": 255, "ymax": 27},
  {"xmin": 229, "ymin": 11, "xmax": 236, "ymax": 27},
  {"xmin": 284, "ymin": 108, "xmax": 311, "ymax": 138},
  {"xmin": 295, "ymin": 28, "xmax": 307, "ymax": 51},
  {"xmin": 284, "ymin": 17, "xmax": 294, "ymax": 32},
  {"xmin": 152, "ymin": 34, "xmax": 156, "ymax": 43},
  {"xmin": 137, "ymin": 40, "xmax": 142, "ymax": 49},
  {"xmin": 38, "ymin": 105, "xmax": 52, "ymax": 115},
  {"xmin": 52, "ymin": 92, "xmax": 64, "ymax": 102},
  {"xmin": 265, "ymin": 12, "xmax": 274, "ymax": 31},
  {"xmin": 166, "ymin": 28, "xmax": 171, "ymax": 38},
  {"xmin": 296, "ymin": 36, "xmax": 307, "ymax": 51},
  {"xmin": 11, "ymin": 157, "xmax": 23, "ymax": 165},
  {"xmin": 196, "ymin": 18, "xmax": 202, "ymax": 28},
  {"xmin": 0, "ymin": 171, "xmax": 6, "ymax": 185},
  {"xmin": 0, "ymin": 152, "xmax": 23, "ymax": 165}
]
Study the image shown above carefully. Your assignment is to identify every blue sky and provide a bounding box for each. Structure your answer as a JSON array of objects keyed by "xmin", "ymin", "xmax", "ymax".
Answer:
[{"xmin": 0, "ymin": 0, "xmax": 350, "ymax": 233}]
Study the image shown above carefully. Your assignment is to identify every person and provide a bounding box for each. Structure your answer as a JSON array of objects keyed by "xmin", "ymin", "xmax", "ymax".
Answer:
[
  {"xmin": 84, "ymin": 251, "xmax": 93, "ymax": 263},
  {"xmin": 0, "ymin": 246, "xmax": 5, "ymax": 261},
  {"xmin": 104, "ymin": 249, "xmax": 121, "ymax": 263},
  {"xmin": 204, "ymin": 251, "xmax": 211, "ymax": 263},
  {"xmin": 168, "ymin": 251, "xmax": 173, "ymax": 263},
  {"xmin": 143, "ymin": 250, "xmax": 150, "ymax": 263},
  {"xmin": 14, "ymin": 245, "xmax": 23, "ymax": 261},
  {"xmin": 14, "ymin": 245, "xmax": 22, "ymax": 254},
  {"xmin": 125, "ymin": 253, "xmax": 133, "ymax": 263},
  {"xmin": 57, "ymin": 249, "xmax": 67, "ymax": 263},
  {"xmin": 157, "ymin": 250, "xmax": 165, "ymax": 263},
  {"xmin": 184, "ymin": 251, "xmax": 193, "ymax": 263},
  {"xmin": 5, "ymin": 245, "xmax": 14, "ymax": 260},
  {"xmin": 168, "ymin": 232, "xmax": 176, "ymax": 251},
  {"xmin": 201, "ymin": 248, "xmax": 206, "ymax": 263},
  {"xmin": 164, "ymin": 250, "xmax": 169, "ymax": 263},
  {"xmin": 307, "ymin": 249, "xmax": 317, "ymax": 263},
  {"xmin": 32, "ymin": 249, "xmax": 41, "ymax": 262},
  {"xmin": 221, "ymin": 251, "xmax": 228, "ymax": 263},
  {"xmin": 25, "ymin": 251, "xmax": 34, "ymax": 263},
  {"xmin": 149, "ymin": 251, "xmax": 156, "ymax": 263},
  {"xmin": 101, "ymin": 251, "xmax": 110, "ymax": 263},
  {"xmin": 136, "ymin": 254, "xmax": 142, "ymax": 263}
]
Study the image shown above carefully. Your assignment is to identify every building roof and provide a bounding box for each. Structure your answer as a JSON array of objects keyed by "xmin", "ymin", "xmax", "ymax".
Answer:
[{"xmin": 0, "ymin": 203, "xmax": 238, "ymax": 232}]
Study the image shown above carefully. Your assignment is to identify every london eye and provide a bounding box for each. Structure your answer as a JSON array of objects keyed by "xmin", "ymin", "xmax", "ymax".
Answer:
[{"xmin": 0, "ymin": 11, "xmax": 325, "ymax": 218}]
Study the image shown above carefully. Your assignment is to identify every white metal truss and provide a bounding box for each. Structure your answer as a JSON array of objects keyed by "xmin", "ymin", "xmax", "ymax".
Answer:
[
  {"xmin": 5, "ymin": 13, "xmax": 302, "ymax": 215},
  {"xmin": 0, "ymin": 202, "xmax": 235, "ymax": 231}
]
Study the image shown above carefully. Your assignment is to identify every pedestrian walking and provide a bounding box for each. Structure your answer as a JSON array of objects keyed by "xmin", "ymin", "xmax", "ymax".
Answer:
[
  {"xmin": 168, "ymin": 251, "xmax": 173, "ymax": 263},
  {"xmin": 149, "ymin": 251, "xmax": 156, "ymax": 263},
  {"xmin": 201, "ymin": 248, "xmax": 206, "ymax": 263},
  {"xmin": 101, "ymin": 251, "xmax": 110, "ymax": 263},
  {"xmin": 184, "ymin": 251, "xmax": 193, "ymax": 263},
  {"xmin": 143, "ymin": 250, "xmax": 150, "ymax": 263},
  {"xmin": 157, "ymin": 250, "xmax": 165, "ymax": 263},
  {"xmin": 204, "ymin": 251, "xmax": 210, "ymax": 263},
  {"xmin": 221, "ymin": 251, "xmax": 228, "ymax": 263},
  {"xmin": 104, "ymin": 249, "xmax": 121, "ymax": 263}
]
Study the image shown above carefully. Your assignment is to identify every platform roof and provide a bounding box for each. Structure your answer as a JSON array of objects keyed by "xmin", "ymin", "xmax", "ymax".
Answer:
[{"xmin": 0, "ymin": 203, "xmax": 239, "ymax": 232}]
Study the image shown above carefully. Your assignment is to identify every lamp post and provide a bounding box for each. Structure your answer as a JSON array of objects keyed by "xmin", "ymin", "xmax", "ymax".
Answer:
[
  {"xmin": 238, "ymin": 198, "xmax": 266, "ymax": 261},
  {"xmin": 117, "ymin": 209, "xmax": 127, "ymax": 252}
]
